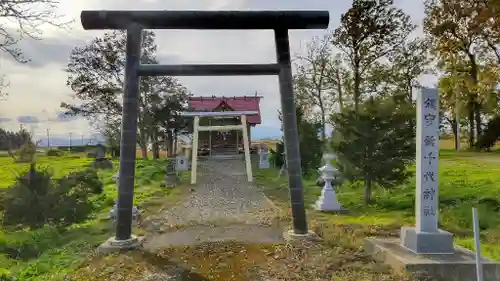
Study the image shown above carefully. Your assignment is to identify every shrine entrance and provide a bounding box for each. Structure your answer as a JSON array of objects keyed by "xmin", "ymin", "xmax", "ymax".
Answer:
[
  {"xmin": 188, "ymin": 95, "xmax": 261, "ymax": 156},
  {"xmin": 80, "ymin": 9, "xmax": 329, "ymax": 242},
  {"xmin": 206, "ymin": 117, "xmax": 242, "ymax": 156},
  {"xmin": 211, "ymin": 131, "xmax": 239, "ymax": 155},
  {"xmin": 181, "ymin": 110, "xmax": 256, "ymax": 184}
]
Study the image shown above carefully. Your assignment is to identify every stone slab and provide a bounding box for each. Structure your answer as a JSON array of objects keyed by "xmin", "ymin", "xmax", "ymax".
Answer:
[
  {"xmin": 97, "ymin": 235, "xmax": 145, "ymax": 254},
  {"xmin": 313, "ymin": 205, "xmax": 349, "ymax": 213},
  {"xmin": 143, "ymin": 224, "xmax": 283, "ymax": 251},
  {"xmin": 365, "ymin": 237, "xmax": 500, "ymax": 281},
  {"xmin": 401, "ymin": 226, "xmax": 454, "ymax": 254}
]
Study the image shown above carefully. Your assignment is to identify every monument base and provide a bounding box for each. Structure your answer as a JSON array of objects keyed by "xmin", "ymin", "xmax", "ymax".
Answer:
[
  {"xmin": 400, "ymin": 226, "xmax": 454, "ymax": 254},
  {"xmin": 313, "ymin": 188, "xmax": 347, "ymax": 213},
  {"xmin": 91, "ymin": 158, "xmax": 114, "ymax": 169},
  {"xmin": 282, "ymin": 229, "xmax": 322, "ymax": 242},
  {"xmin": 365, "ymin": 237, "xmax": 500, "ymax": 281},
  {"xmin": 97, "ymin": 235, "xmax": 144, "ymax": 254}
]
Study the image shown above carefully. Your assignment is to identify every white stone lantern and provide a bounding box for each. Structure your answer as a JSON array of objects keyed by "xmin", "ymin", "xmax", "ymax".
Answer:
[
  {"xmin": 109, "ymin": 172, "xmax": 141, "ymax": 223},
  {"xmin": 109, "ymin": 205, "xmax": 140, "ymax": 223},
  {"xmin": 112, "ymin": 172, "xmax": 120, "ymax": 190},
  {"xmin": 314, "ymin": 153, "xmax": 346, "ymax": 212},
  {"xmin": 259, "ymin": 143, "xmax": 270, "ymax": 169}
]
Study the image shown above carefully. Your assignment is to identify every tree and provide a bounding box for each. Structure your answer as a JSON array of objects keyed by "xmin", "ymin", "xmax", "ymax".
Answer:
[
  {"xmin": 331, "ymin": 97, "xmax": 415, "ymax": 204},
  {"xmin": 438, "ymin": 72, "xmax": 470, "ymax": 150},
  {"xmin": 63, "ymin": 30, "xmax": 190, "ymax": 159},
  {"xmin": 0, "ymin": 128, "xmax": 30, "ymax": 150},
  {"xmin": 0, "ymin": 0, "xmax": 71, "ymax": 95},
  {"xmin": 293, "ymin": 34, "xmax": 334, "ymax": 141},
  {"xmin": 2, "ymin": 165, "xmax": 103, "ymax": 229},
  {"xmin": 476, "ymin": 1, "xmax": 500, "ymax": 64},
  {"xmin": 278, "ymin": 106, "xmax": 323, "ymax": 175},
  {"xmin": 333, "ymin": 0, "xmax": 415, "ymax": 111},
  {"xmin": 424, "ymin": 0, "xmax": 500, "ymax": 147},
  {"xmin": 388, "ymin": 38, "xmax": 434, "ymax": 102},
  {"xmin": 94, "ymin": 116, "xmax": 122, "ymax": 158},
  {"xmin": 297, "ymin": 109, "xmax": 323, "ymax": 175},
  {"xmin": 327, "ymin": 54, "xmax": 352, "ymax": 111},
  {"xmin": 152, "ymin": 87, "xmax": 191, "ymax": 158}
]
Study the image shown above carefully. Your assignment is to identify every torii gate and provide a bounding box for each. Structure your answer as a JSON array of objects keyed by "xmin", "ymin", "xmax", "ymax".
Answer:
[
  {"xmin": 181, "ymin": 110, "xmax": 258, "ymax": 185},
  {"xmin": 80, "ymin": 10, "xmax": 330, "ymax": 250}
]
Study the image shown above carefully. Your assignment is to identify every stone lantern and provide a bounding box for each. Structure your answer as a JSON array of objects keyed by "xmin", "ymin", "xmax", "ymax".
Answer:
[
  {"xmin": 314, "ymin": 153, "xmax": 346, "ymax": 212},
  {"xmin": 259, "ymin": 143, "xmax": 269, "ymax": 169},
  {"xmin": 109, "ymin": 172, "xmax": 141, "ymax": 223}
]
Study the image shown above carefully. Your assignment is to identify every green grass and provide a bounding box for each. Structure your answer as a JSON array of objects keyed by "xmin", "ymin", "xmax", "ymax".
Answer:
[
  {"xmin": 255, "ymin": 150, "xmax": 500, "ymax": 261},
  {"xmin": 0, "ymin": 153, "xmax": 187, "ymax": 281},
  {"xmin": 0, "ymin": 153, "xmax": 94, "ymax": 189}
]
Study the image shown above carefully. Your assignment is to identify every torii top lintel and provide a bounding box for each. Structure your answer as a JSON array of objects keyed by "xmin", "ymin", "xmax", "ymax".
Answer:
[{"xmin": 80, "ymin": 10, "xmax": 330, "ymax": 30}]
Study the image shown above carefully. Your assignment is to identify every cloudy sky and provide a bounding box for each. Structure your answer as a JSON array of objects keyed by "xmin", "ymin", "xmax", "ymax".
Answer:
[{"xmin": 0, "ymin": 0, "xmax": 435, "ymax": 141}]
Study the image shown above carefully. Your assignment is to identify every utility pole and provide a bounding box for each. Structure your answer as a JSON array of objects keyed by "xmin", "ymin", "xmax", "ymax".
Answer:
[
  {"xmin": 46, "ymin": 128, "xmax": 50, "ymax": 148},
  {"xmin": 69, "ymin": 132, "xmax": 73, "ymax": 152},
  {"xmin": 81, "ymin": 134, "xmax": 84, "ymax": 146}
]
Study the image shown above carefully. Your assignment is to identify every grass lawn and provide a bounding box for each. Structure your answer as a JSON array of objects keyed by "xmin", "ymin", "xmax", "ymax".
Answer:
[
  {"xmin": 256, "ymin": 149, "xmax": 500, "ymax": 262},
  {"xmin": 2, "ymin": 145, "xmax": 500, "ymax": 281},
  {"xmin": 0, "ymin": 152, "xmax": 186, "ymax": 281}
]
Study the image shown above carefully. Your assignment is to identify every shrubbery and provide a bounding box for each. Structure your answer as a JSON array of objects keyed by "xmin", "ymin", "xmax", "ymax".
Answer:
[
  {"xmin": 476, "ymin": 115, "xmax": 500, "ymax": 151},
  {"xmin": 46, "ymin": 149, "xmax": 64, "ymax": 157},
  {"xmin": 1, "ymin": 164, "xmax": 104, "ymax": 229},
  {"xmin": 274, "ymin": 106, "xmax": 323, "ymax": 175},
  {"xmin": 0, "ymin": 268, "xmax": 13, "ymax": 281},
  {"xmin": 14, "ymin": 139, "xmax": 37, "ymax": 163}
]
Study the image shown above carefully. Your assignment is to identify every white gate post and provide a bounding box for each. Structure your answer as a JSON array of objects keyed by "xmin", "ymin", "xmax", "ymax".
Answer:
[
  {"xmin": 241, "ymin": 115, "xmax": 253, "ymax": 182},
  {"xmin": 190, "ymin": 116, "xmax": 200, "ymax": 185}
]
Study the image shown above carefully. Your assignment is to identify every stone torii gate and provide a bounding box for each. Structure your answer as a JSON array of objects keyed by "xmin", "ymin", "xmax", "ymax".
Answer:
[{"xmin": 80, "ymin": 10, "xmax": 329, "ymax": 251}]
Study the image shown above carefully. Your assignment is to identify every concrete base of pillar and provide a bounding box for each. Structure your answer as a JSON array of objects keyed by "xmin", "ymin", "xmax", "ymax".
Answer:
[
  {"xmin": 97, "ymin": 235, "xmax": 144, "ymax": 254},
  {"xmin": 282, "ymin": 229, "xmax": 322, "ymax": 242}
]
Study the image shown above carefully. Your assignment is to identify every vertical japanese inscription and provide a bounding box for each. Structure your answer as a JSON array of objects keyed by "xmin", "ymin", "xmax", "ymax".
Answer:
[{"xmin": 417, "ymin": 88, "xmax": 439, "ymax": 233}]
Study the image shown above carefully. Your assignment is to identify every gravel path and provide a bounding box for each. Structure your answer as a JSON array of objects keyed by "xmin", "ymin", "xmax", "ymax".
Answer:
[{"xmin": 142, "ymin": 157, "xmax": 284, "ymax": 250}]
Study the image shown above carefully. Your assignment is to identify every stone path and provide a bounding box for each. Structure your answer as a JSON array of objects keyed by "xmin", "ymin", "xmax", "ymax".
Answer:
[{"xmin": 142, "ymin": 157, "xmax": 284, "ymax": 251}]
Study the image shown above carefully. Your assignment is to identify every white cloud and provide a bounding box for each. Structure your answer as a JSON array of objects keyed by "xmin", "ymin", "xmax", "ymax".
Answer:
[{"xmin": 0, "ymin": 0, "xmax": 432, "ymax": 140}]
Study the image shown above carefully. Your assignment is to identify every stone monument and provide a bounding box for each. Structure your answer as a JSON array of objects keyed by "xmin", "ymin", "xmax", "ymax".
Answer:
[
  {"xmin": 364, "ymin": 87, "xmax": 500, "ymax": 281},
  {"xmin": 91, "ymin": 143, "xmax": 113, "ymax": 169},
  {"xmin": 164, "ymin": 157, "xmax": 178, "ymax": 188},
  {"xmin": 314, "ymin": 153, "xmax": 346, "ymax": 212},
  {"xmin": 259, "ymin": 143, "xmax": 270, "ymax": 169},
  {"xmin": 400, "ymin": 87, "xmax": 453, "ymax": 254},
  {"xmin": 279, "ymin": 151, "xmax": 287, "ymax": 177},
  {"xmin": 96, "ymin": 144, "xmax": 106, "ymax": 159},
  {"xmin": 175, "ymin": 154, "xmax": 189, "ymax": 172}
]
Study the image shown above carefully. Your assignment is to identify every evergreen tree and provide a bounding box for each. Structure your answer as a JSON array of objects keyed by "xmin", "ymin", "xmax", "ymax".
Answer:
[
  {"xmin": 278, "ymin": 106, "xmax": 323, "ymax": 175},
  {"xmin": 331, "ymin": 97, "xmax": 415, "ymax": 204}
]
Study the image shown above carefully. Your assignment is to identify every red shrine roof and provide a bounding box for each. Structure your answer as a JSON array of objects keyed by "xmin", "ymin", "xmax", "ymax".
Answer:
[{"xmin": 188, "ymin": 95, "xmax": 263, "ymax": 124}]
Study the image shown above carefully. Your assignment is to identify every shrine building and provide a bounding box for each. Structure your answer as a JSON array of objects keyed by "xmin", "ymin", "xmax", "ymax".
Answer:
[{"xmin": 187, "ymin": 95, "xmax": 262, "ymax": 156}]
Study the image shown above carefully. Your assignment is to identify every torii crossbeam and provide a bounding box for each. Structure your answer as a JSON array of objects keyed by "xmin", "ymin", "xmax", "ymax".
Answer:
[{"xmin": 80, "ymin": 10, "xmax": 330, "ymax": 249}]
